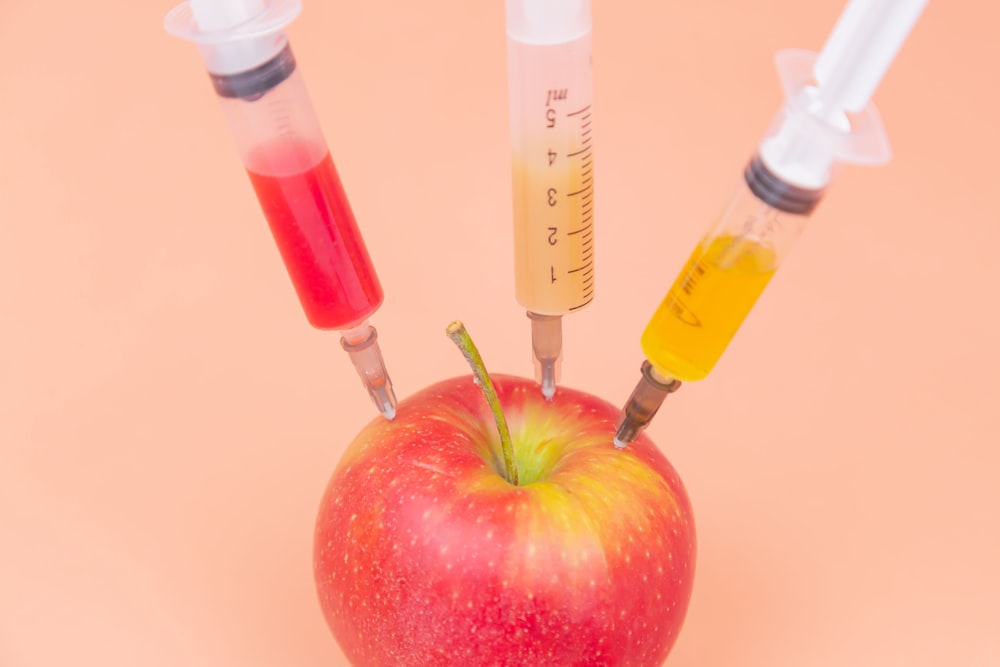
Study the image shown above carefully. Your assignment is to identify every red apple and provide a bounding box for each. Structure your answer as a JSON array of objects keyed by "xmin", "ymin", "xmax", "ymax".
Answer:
[{"xmin": 313, "ymin": 374, "xmax": 695, "ymax": 666}]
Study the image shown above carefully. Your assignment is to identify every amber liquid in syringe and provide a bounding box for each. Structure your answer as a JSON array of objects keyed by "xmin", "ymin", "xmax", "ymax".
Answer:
[
  {"xmin": 509, "ymin": 34, "xmax": 595, "ymax": 316},
  {"xmin": 641, "ymin": 234, "xmax": 778, "ymax": 382}
]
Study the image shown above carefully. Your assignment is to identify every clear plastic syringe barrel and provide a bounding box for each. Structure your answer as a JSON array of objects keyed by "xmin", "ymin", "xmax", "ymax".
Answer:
[
  {"xmin": 164, "ymin": 8, "xmax": 383, "ymax": 333},
  {"xmin": 164, "ymin": 1, "xmax": 395, "ymax": 419},
  {"xmin": 507, "ymin": 1, "xmax": 595, "ymax": 315},
  {"xmin": 239, "ymin": 72, "xmax": 384, "ymax": 331},
  {"xmin": 640, "ymin": 155, "xmax": 824, "ymax": 383}
]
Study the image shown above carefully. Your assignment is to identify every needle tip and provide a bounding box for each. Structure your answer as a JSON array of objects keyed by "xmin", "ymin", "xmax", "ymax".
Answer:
[
  {"xmin": 541, "ymin": 377, "xmax": 555, "ymax": 401},
  {"xmin": 371, "ymin": 380, "xmax": 398, "ymax": 421}
]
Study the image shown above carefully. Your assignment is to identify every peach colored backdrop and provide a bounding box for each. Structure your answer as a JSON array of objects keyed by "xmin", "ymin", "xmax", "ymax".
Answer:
[{"xmin": 2, "ymin": 1, "xmax": 997, "ymax": 665}]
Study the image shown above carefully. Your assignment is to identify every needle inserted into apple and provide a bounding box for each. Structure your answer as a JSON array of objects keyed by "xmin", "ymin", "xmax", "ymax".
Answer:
[{"xmin": 313, "ymin": 321, "xmax": 696, "ymax": 665}]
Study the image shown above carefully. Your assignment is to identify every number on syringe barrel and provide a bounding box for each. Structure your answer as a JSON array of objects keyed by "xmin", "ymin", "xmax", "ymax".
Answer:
[{"xmin": 544, "ymin": 96, "xmax": 559, "ymax": 260}]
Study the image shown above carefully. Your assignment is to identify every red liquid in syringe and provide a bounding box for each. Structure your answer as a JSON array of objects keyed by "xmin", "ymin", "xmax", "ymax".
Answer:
[{"xmin": 246, "ymin": 140, "xmax": 383, "ymax": 330}]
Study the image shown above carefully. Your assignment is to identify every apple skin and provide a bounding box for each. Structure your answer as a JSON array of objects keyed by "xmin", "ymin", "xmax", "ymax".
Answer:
[{"xmin": 314, "ymin": 374, "xmax": 695, "ymax": 666}]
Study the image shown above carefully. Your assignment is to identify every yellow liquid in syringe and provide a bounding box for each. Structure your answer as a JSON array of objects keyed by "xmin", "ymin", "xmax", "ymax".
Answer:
[
  {"xmin": 511, "ymin": 140, "xmax": 594, "ymax": 315},
  {"xmin": 641, "ymin": 234, "xmax": 777, "ymax": 382}
]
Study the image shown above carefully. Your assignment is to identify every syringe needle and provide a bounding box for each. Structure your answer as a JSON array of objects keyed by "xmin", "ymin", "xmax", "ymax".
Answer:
[
  {"xmin": 613, "ymin": 362, "xmax": 680, "ymax": 448},
  {"xmin": 528, "ymin": 312, "xmax": 562, "ymax": 400},
  {"xmin": 341, "ymin": 323, "xmax": 398, "ymax": 420}
]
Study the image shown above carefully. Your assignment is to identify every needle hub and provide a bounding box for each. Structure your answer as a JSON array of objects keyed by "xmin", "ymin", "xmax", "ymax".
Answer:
[
  {"xmin": 341, "ymin": 322, "xmax": 398, "ymax": 420},
  {"xmin": 613, "ymin": 361, "xmax": 680, "ymax": 448},
  {"xmin": 527, "ymin": 312, "xmax": 562, "ymax": 400}
]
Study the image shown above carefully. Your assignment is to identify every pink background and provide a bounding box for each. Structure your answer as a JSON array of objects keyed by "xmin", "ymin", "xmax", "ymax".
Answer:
[{"xmin": 2, "ymin": 0, "xmax": 998, "ymax": 665}]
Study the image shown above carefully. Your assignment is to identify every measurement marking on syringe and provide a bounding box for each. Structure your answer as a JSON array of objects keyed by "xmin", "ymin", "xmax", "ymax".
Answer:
[
  {"xmin": 568, "ymin": 186, "xmax": 591, "ymax": 197},
  {"xmin": 568, "ymin": 221, "xmax": 593, "ymax": 235},
  {"xmin": 566, "ymin": 105, "xmax": 592, "ymax": 117},
  {"xmin": 568, "ymin": 145, "xmax": 593, "ymax": 158},
  {"xmin": 569, "ymin": 299, "xmax": 593, "ymax": 312}
]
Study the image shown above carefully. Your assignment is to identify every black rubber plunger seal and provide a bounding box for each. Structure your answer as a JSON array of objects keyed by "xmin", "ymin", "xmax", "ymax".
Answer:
[
  {"xmin": 210, "ymin": 44, "xmax": 297, "ymax": 100},
  {"xmin": 744, "ymin": 154, "xmax": 824, "ymax": 216}
]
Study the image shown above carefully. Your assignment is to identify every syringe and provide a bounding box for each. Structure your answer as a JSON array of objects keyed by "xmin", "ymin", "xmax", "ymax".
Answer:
[
  {"xmin": 164, "ymin": 0, "xmax": 397, "ymax": 419},
  {"xmin": 506, "ymin": 0, "xmax": 595, "ymax": 399},
  {"xmin": 614, "ymin": 0, "xmax": 927, "ymax": 447}
]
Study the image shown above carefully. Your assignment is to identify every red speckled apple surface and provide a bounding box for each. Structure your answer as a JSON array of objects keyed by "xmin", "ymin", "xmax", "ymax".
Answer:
[{"xmin": 315, "ymin": 375, "xmax": 694, "ymax": 665}]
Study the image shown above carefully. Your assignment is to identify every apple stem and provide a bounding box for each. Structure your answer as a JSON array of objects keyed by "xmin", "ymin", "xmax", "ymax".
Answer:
[{"xmin": 446, "ymin": 321, "xmax": 519, "ymax": 486}]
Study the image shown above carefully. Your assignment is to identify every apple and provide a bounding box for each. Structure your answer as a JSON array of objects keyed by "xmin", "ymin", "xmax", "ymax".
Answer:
[{"xmin": 313, "ymin": 325, "xmax": 696, "ymax": 666}]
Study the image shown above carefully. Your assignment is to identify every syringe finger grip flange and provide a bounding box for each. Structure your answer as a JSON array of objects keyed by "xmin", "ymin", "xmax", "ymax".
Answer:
[{"xmin": 210, "ymin": 44, "xmax": 296, "ymax": 99}]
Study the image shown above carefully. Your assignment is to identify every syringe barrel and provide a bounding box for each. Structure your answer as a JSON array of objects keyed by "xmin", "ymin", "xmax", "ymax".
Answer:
[
  {"xmin": 211, "ymin": 48, "xmax": 325, "ymax": 169},
  {"xmin": 506, "ymin": 0, "xmax": 595, "ymax": 316},
  {"xmin": 164, "ymin": 2, "xmax": 384, "ymax": 332},
  {"xmin": 640, "ymin": 156, "xmax": 823, "ymax": 382}
]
